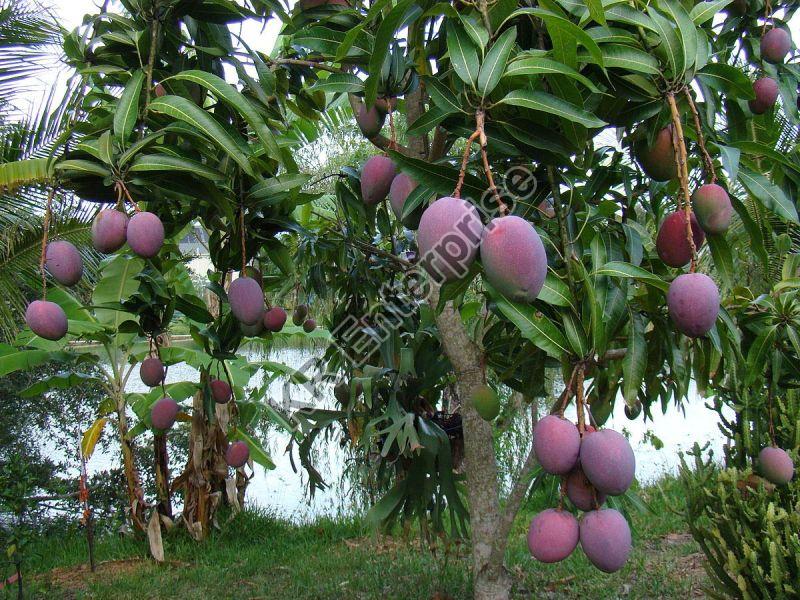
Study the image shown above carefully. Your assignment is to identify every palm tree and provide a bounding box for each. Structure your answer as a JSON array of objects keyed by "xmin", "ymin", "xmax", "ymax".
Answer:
[{"xmin": 0, "ymin": 0, "xmax": 98, "ymax": 340}]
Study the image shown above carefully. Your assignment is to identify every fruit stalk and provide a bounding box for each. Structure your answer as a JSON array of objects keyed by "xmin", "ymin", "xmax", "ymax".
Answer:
[
  {"xmin": 453, "ymin": 128, "xmax": 481, "ymax": 199},
  {"xmin": 476, "ymin": 110, "xmax": 508, "ymax": 215},
  {"xmin": 38, "ymin": 187, "xmax": 55, "ymax": 299},
  {"xmin": 667, "ymin": 92, "xmax": 697, "ymax": 272}
]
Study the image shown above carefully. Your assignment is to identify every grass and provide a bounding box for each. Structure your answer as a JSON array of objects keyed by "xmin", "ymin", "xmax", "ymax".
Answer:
[{"xmin": 16, "ymin": 476, "xmax": 706, "ymax": 599}]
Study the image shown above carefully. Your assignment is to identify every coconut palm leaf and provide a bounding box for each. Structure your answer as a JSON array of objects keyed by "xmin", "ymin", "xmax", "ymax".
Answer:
[{"xmin": 0, "ymin": 0, "xmax": 62, "ymax": 102}]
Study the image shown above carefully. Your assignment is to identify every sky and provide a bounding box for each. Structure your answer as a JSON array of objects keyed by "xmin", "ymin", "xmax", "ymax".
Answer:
[{"xmin": 14, "ymin": 1, "xmax": 800, "ymax": 118}]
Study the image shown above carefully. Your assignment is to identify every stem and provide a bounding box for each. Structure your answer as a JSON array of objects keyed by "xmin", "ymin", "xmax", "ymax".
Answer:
[
  {"xmin": 453, "ymin": 129, "xmax": 480, "ymax": 199},
  {"xmin": 118, "ymin": 181, "xmax": 143, "ymax": 213},
  {"xmin": 476, "ymin": 110, "xmax": 508, "ymax": 215},
  {"xmin": 576, "ymin": 362, "xmax": 586, "ymax": 434},
  {"xmin": 239, "ymin": 207, "xmax": 247, "ymax": 273},
  {"xmin": 546, "ymin": 166, "xmax": 578, "ymax": 299},
  {"xmin": 667, "ymin": 92, "xmax": 697, "ymax": 272},
  {"xmin": 39, "ymin": 188, "xmax": 55, "ymax": 300},
  {"xmin": 683, "ymin": 87, "xmax": 717, "ymax": 184},
  {"xmin": 143, "ymin": 7, "xmax": 160, "ymax": 124}
]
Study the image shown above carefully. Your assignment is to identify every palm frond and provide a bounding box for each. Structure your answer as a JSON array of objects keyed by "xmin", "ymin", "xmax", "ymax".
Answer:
[
  {"xmin": 0, "ymin": 197, "xmax": 100, "ymax": 342},
  {"xmin": 0, "ymin": 0, "xmax": 62, "ymax": 102}
]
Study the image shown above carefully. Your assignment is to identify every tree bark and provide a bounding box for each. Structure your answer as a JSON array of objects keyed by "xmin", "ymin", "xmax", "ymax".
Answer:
[
  {"xmin": 432, "ymin": 288, "xmax": 512, "ymax": 600},
  {"xmin": 153, "ymin": 433, "xmax": 172, "ymax": 518},
  {"xmin": 115, "ymin": 392, "xmax": 146, "ymax": 531}
]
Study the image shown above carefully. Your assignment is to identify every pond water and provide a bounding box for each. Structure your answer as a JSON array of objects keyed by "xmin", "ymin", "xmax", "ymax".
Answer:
[{"xmin": 78, "ymin": 346, "xmax": 728, "ymax": 522}]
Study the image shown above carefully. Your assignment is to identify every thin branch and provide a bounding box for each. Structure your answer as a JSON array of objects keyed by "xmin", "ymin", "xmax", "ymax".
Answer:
[{"xmin": 683, "ymin": 86, "xmax": 717, "ymax": 184}]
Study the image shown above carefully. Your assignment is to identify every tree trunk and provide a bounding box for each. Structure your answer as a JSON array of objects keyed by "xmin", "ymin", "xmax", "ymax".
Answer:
[
  {"xmin": 434, "ymin": 294, "xmax": 512, "ymax": 599},
  {"xmin": 153, "ymin": 433, "xmax": 172, "ymax": 518},
  {"xmin": 115, "ymin": 393, "xmax": 146, "ymax": 531}
]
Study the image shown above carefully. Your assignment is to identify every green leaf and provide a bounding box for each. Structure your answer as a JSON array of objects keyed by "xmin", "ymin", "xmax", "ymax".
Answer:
[
  {"xmin": 307, "ymin": 73, "xmax": 365, "ymax": 94},
  {"xmin": 477, "ymin": 27, "xmax": 516, "ymax": 97},
  {"xmin": 486, "ymin": 283, "xmax": 569, "ymax": 358},
  {"xmin": 696, "ymin": 63, "xmax": 756, "ymax": 100},
  {"xmin": 248, "ymin": 173, "xmax": 311, "ymax": 200},
  {"xmin": 585, "ymin": 44, "xmax": 660, "ymax": 75},
  {"xmin": 738, "ymin": 168, "xmax": 799, "ymax": 223},
  {"xmin": 406, "ymin": 107, "xmax": 451, "ymax": 136},
  {"xmin": 562, "ymin": 312, "xmax": 588, "ymax": 356},
  {"xmin": 622, "ymin": 314, "xmax": 646, "ymax": 404},
  {"xmin": 538, "ymin": 273, "xmax": 573, "ymax": 308},
  {"xmin": 501, "ymin": 8, "xmax": 604, "ymax": 67},
  {"xmin": 114, "ymin": 70, "xmax": 145, "ymax": 141},
  {"xmin": 586, "ymin": 0, "xmax": 607, "ymax": 26},
  {"xmin": 148, "ymin": 95, "xmax": 254, "ymax": 176},
  {"xmin": 648, "ymin": 6, "xmax": 683, "ymax": 77},
  {"xmin": 595, "ymin": 261, "xmax": 670, "ymax": 292},
  {"xmin": 605, "ymin": 5, "xmax": 657, "ymax": 31},
  {"xmin": 0, "ymin": 348, "xmax": 72, "ymax": 378},
  {"xmin": 97, "ymin": 131, "xmax": 114, "ymax": 166},
  {"xmin": 423, "ymin": 76, "xmax": 465, "ymax": 114},
  {"xmin": 660, "ymin": 0, "xmax": 697, "ymax": 75},
  {"xmin": 706, "ymin": 234, "xmax": 735, "ymax": 289},
  {"xmin": 387, "ymin": 150, "xmax": 485, "ymax": 201},
  {"xmin": 93, "ymin": 255, "xmax": 145, "ymax": 305},
  {"xmin": 230, "ymin": 429, "xmax": 275, "ymax": 470},
  {"xmin": 365, "ymin": 0, "xmax": 419, "ymax": 104},
  {"xmin": 446, "ymin": 19, "xmax": 480, "ymax": 87},
  {"xmin": 459, "ymin": 14, "xmax": 489, "ymax": 50},
  {"xmin": 167, "ymin": 70, "xmax": 281, "ymax": 165},
  {"xmin": 504, "ymin": 56, "xmax": 600, "ymax": 92},
  {"xmin": 129, "ymin": 154, "xmax": 226, "ymax": 180},
  {"xmin": 498, "ymin": 89, "xmax": 606, "ymax": 128},
  {"xmin": 690, "ymin": 0, "xmax": 732, "ymax": 25},
  {"xmin": 54, "ymin": 159, "xmax": 111, "ymax": 178}
]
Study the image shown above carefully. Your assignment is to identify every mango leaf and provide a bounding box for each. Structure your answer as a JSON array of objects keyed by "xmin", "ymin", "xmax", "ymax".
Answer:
[
  {"xmin": 81, "ymin": 417, "xmax": 108, "ymax": 459},
  {"xmin": 407, "ymin": 107, "xmax": 452, "ymax": 136},
  {"xmin": 387, "ymin": 150, "xmax": 485, "ymax": 201},
  {"xmin": 114, "ymin": 70, "xmax": 145, "ymax": 141},
  {"xmin": 248, "ymin": 173, "xmax": 310, "ymax": 200},
  {"xmin": 504, "ymin": 56, "xmax": 600, "ymax": 92},
  {"xmin": 648, "ymin": 6, "xmax": 684, "ymax": 77},
  {"xmin": 446, "ymin": 19, "xmax": 480, "ymax": 87},
  {"xmin": 167, "ymin": 70, "xmax": 281, "ymax": 164},
  {"xmin": 501, "ymin": 8, "xmax": 604, "ymax": 67},
  {"xmin": 538, "ymin": 273, "xmax": 573, "ymax": 308},
  {"xmin": 499, "ymin": 89, "xmax": 606, "ymax": 128},
  {"xmin": 661, "ymin": 0, "xmax": 697, "ymax": 75},
  {"xmin": 54, "ymin": 159, "xmax": 111, "ymax": 178},
  {"xmin": 231, "ymin": 429, "xmax": 275, "ymax": 469},
  {"xmin": 486, "ymin": 283, "xmax": 568, "ymax": 358},
  {"xmin": 129, "ymin": 154, "xmax": 226, "ymax": 180},
  {"xmin": 459, "ymin": 13, "xmax": 488, "ymax": 50},
  {"xmin": 148, "ymin": 96, "xmax": 254, "ymax": 175},
  {"xmin": 423, "ymin": 75, "xmax": 464, "ymax": 114},
  {"xmin": 307, "ymin": 73, "xmax": 364, "ymax": 94},
  {"xmin": 696, "ymin": 63, "xmax": 755, "ymax": 100},
  {"xmin": 585, "ymin": 0, "xmax": 607, "ymax": 26},
  {"xmin": 622, "ymin": 314, "xmax": 646, "ymax": 405},
  {"xmin": 477, "ymin": 27, "xmax": 516, "ymax": 97},
  {"xmin": 586, "ymin": 44, "xmax": 660, "ymax": 75},
  {"xmin": 690, "ymin": 0, "xmax": 732, "ymax": 24},
  {"xmin": 365, "ymin": 0, "xmax": 419, "ymax": 104},
  {"xmin": 739, "ymin": 168, "xmax": 799, "ymax": 223},
  {"xmin": 595, "ymin": 261, "xmax": 670, "ymax": 292}
]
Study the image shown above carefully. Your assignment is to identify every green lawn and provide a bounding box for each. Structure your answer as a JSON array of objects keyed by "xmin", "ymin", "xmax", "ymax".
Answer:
[{"xmin": 19, "ymin": 476, "xmax": 706, "ymax": 599}]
